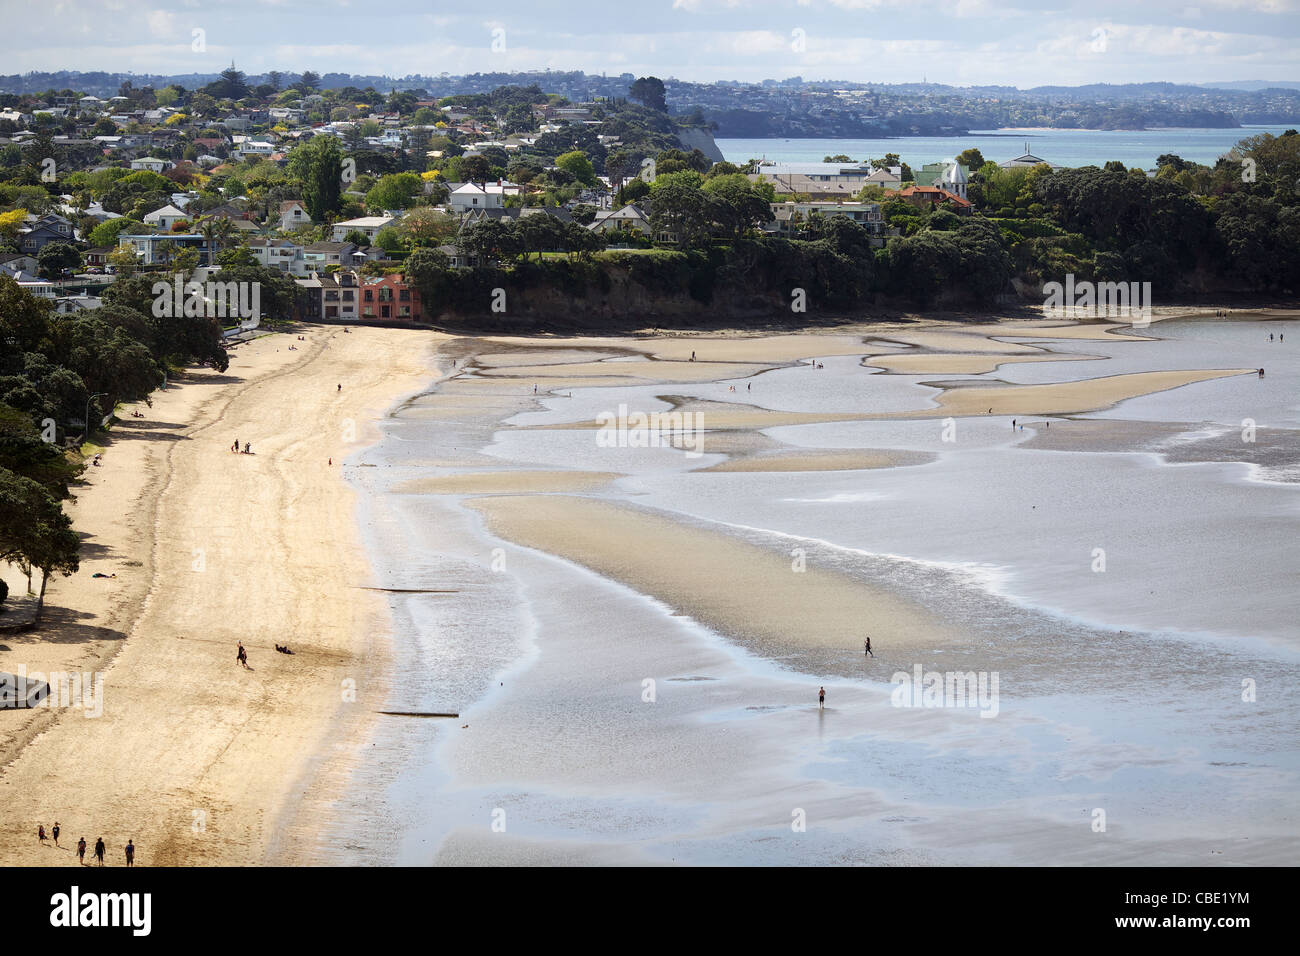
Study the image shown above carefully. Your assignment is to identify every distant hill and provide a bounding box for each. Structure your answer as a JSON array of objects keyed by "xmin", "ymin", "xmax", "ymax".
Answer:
[{"xmin": 1199, "ymin": 81, "xmax": 1300, "ymax": 92}]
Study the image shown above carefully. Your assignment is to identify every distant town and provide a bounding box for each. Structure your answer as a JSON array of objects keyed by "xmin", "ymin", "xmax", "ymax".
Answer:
[{"xmin": 1, "ymin": 66, "xmax": 1296, "ymax": 334}]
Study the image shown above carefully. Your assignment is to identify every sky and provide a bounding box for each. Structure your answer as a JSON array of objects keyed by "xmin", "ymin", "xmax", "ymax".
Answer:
[{"xmin": 2, "ymin": 0, "xmax": 1298, "ymax": 88}]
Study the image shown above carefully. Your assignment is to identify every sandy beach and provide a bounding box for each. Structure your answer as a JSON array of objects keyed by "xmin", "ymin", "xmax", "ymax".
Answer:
[
  {"xmin": 3, "ymin": 309, "xmax": 1295, "ymax": 867},
  {"xmin": 0, "ymin": 325, "xmax": 436, "ymax": 866}
]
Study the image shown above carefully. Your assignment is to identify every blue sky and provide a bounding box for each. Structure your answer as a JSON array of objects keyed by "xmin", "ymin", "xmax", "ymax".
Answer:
[{"xmin": 4, "ymin": 0, "xmax": 1298, "ymax": 87}]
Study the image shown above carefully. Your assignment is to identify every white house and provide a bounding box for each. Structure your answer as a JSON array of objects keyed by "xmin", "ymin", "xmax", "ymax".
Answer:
[
  {"xmin": 279, "ymin": 201, "xmax": 311, "ymax": 231},
  {"xmin": 330, "ymin": 216, "xmax": 396, "ymax": 242},
  {"xmin": 236, "ymin": 140, "xmax": 274, "ymax": 159},
  {"xmin": 143, "ymin": 204, "xmax": 189, "ymax": 231},
  {"xmin": 588, "ymin": 205, "xmax": 651, "ymax": 235},
  {"xmin": 449, "ymin": 182, "xmax": 507, "ymax": 215},
  {"xmin": 130, "ymin": 157, "xmax": 171, "ymax": 173},
  {"xmin": 247, "ymin": 238, "xmax": 307, "ymax": 275}
]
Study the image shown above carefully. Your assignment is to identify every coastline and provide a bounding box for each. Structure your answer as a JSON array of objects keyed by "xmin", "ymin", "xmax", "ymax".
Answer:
[
  {"xmin": 3, "ymin": 309, "xmax": 1294, "ymax": 866},
  {"xmin": 0, "ymin": 324, "xmax": 438, "ymax": 867}
]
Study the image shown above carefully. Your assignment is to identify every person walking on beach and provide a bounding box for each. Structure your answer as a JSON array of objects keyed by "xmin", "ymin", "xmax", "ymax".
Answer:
[
  {"xmin": 337, "ymin": 383, "xmax": 342, "ymax": 392},
  {"xmin": 125, "ymin": 839, "xmax": 135, "ymax": 867},
  {"xmin": 864, "ymin": 637, "xmax": 873, "ymax": 658},
  {"xmin": 52, "ymin": 822, "xmax": 60, "ymax": 846},
  {"xmin": 93, "ymin": 837, "xmax": 105, "ymax": 865},
  {"xmin": 819, "ymin": 686, "xmax": 825, "ymax": 709},
  {"xmin": 38, "ymin": 824, "xmax": 47, "ymax": 843},
  {"xmin": 76, "ymin": 837, "xmax": 86, "ymax": 864},
  {"xmin": 237, "ymin": 641, "xmax": 249, "ymax": 669}
]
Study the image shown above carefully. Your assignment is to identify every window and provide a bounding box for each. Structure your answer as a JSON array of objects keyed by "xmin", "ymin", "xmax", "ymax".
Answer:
[{"xmin": 364, "ymin": 290, "xmax": 373, "ymax": 302}]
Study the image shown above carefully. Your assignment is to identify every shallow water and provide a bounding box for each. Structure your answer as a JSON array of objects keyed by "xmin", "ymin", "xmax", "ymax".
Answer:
[{"xmin": 324, "ymin": 318, "xmax": 1300, "ymax": 866}]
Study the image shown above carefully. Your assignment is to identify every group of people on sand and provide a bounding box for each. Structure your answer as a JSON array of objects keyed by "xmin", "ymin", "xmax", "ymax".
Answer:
[
  {"xmin": 38, "ymin": 825, "xmax": 134, "ymax": 866},
  {"xmin": 231, "ymin": 438, "xmax": 251, "ymax": 454}
]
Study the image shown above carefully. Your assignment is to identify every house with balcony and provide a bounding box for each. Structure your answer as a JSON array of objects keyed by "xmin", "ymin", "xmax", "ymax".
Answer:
[
  {"xmin": 359, "ymin": 274, "xmax": 423, "ymax": 322},
  {"xmin": 303, "ymin": 241, "xmax": 362, "ymax": 271},
  {"xmin": 766, "ymin": 201, "xmax": 885, "ymax": 239},
  {"xmin": 247, "ymin": 238, "xmax": 307, "ymax": 275}
]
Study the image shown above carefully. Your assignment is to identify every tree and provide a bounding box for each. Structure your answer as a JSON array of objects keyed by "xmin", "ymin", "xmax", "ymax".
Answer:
[
  {"xmin": 289, "ymin": 136, "xmax": 344, "ymax": 222},
  {"xmin": 0, "ymin": 403, "xmax": 81, "ymax": 497},
  {"xmin": 956, "ymin": 148, "xmax": 986, "ymax": 170},
  {"xmin": 399, "ymin": 206, "xmax": 459, "ymax": 247},
  {"xmin": 555, "ymin": 150, "xmax": 596, "ymax": 186},
  {"xmin": 0, "ymin": 468, "xmax": 79, "ymax": 620},
  {"xmin": 457, "ymin": 154, "xmax": 493, "ymax": 183},
  {"xmin": 629, "ymin": 77, "xmax": 667, "ymax": 113},
  {"xmin": 298, "ymin": 71, "xmax": 321, "ymax": 91},
  {"xmin": 702, "ymin": 174, "xmax": 774, "ymax": 238},
  {"xmin": 648, "ymin": 177, "xmax": 713, "ymax": 247},
  {"xmin": 364, "ymin": 172, "xmax": 423, "ymax": 211},
  {"xmin": 37, "ymin": 242, "xmax": 81, "ymax": 279}
]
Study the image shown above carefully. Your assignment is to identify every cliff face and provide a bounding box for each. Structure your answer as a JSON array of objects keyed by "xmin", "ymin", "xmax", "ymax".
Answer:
[
  {"xmin": 675, "ymin": 127, "xmax": 726, "ymax": 163},
  {"xmin": 435, "ymin": 264, "xmax": 785, "ymax": 330}
]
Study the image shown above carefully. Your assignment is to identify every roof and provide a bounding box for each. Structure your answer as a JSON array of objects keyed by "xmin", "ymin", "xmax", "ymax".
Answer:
[
  {"xmin": 897, "ymin": 185, "xmax": 972, "ymax": 207},
  {"xmin": 332, "ymin": 216, "xmax": 395, "ymax": 228},
  {"xmin": 143, "ymin": 204, "xmax": 188, "ymax": 220}
]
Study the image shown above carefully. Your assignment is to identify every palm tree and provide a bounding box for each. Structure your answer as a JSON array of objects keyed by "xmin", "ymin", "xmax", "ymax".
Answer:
[{"xmin": 198, "ymin": 217, "xmax": 221, "ymax": 268}]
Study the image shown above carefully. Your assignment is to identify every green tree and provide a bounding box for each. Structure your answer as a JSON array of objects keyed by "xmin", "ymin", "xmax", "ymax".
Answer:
[
  {"xmin": 37, "ymin": 242, "xmax": 82, "ymax": 279},
  {"xmin": 629, "ymin": 77, "xmax": 667, "ymax": 113},
  {"xmin": 555, "ymin": 150, "xmax": 597, "ymax": 187},
  {"xmin": 364, "ymin": 172, "xmax": 423, "ymax": 211},
  {"xmin": 289, "ymin": 136, "xmax": 344, "ymax": 222}
]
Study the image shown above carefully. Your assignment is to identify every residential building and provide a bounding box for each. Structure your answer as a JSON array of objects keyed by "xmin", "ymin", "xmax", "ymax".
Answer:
[
  {"xmin": 116, "ymin": 233, "xmax": 210, "ymax": 265},
  {"xmin": 247, "ymin": 238, "xmax": 307, "ymax": 275},
  {"xmin": 329, "ymin": 216, "xmax": 396, "ymax": 242},
  {"xmin": 303, "ymin": 241, "xmax": 362, "ymax": 271},
  {"xmin": 588, "ymin": 205, "xmax": 651, "ymax": 235},
  {"xmin": 143, "ymin": 203, "xmax": 189, "ymax": 232},
  {"xmin": 0, "ymin": 253, "xmax": 40, "ymax": 276},
  {"xmin": 766, "ymin": 201, "xmax": 884, "ymax": 237},
  {"xmin": 278, "ymin": 201, "xmax": 311, "ymax": 231},
  {"xmin": 359, "ymin": 273, "xmax": 423, "ymax": 321},
  {"xmin": 130, "ymin": 157, "xmax": 172, "ymax": 173},
  {"xmin": 896, "ymin": 185, "xmax": 973, "ymax": 214},
  {"xmin": 18, "ymin": 213, "xmax": 75, "ymax": 254}
]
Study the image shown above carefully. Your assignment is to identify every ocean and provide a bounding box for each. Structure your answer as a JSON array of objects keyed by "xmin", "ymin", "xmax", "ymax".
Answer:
[
  {"xmin": 717, "ymin": 126, "xmax": 1297, "ymax": 170},
  {"xmin": 325, "ymin": 315, "xmax": 1300, "ymax": 866}
]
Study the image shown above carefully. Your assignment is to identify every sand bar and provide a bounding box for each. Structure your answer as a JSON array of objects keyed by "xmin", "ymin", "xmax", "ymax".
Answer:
[{"xmin": 465, "ymin": 494, "xmax": 960, "ymax": 657}]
